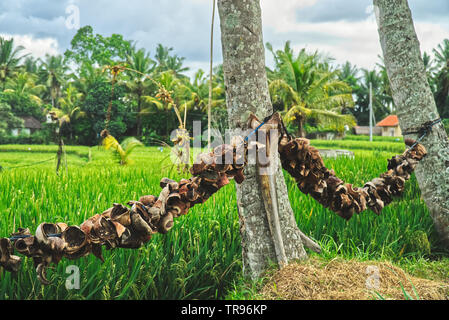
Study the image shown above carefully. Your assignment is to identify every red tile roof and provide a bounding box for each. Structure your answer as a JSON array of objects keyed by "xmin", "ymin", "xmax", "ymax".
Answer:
[{"xmin": 376, "ymin": 115, "xmax": 399, "ymax": 127}]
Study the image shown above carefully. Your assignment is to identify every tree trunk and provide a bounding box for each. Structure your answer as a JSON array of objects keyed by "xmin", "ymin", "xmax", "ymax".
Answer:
[
  {"xmin": 298, "ymin": 116, "xmax": 306, "ymax": 138},
  {"xmin": 56, "ymin": 132, "xmax": 63, "ymax": 175},
  {"xmin": 207, "ymin": 0, "xmax": 216, "ymax": 147},
  {"xmin": 217, "ymin": 0, "xmax": 319, "ymax": 278},
  {"xmin": 137, "ymin": 94, "xmax": 142, "ymax": 137},
  {"xmin": 374, "ymin": 0, "xmax": 449, "ymax": 248}
]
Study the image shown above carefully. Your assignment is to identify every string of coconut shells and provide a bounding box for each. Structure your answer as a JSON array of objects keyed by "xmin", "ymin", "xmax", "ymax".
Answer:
[
  {"xmin": 0, "ymin": 113, "xmax": 427, "ymax": 284},
  {"xmin": 249, "ymin": 113, "xmax": 427, "ymax": 220}
]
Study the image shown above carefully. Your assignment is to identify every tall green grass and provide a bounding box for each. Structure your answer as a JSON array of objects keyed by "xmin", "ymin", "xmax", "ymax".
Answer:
[
  {"xmin": 0, "ymin": 147, "xmax": 242, "ymax": 299},
  {"xmin": 0, "ymin": 142, "xmax": 444, "ymax": 299},
  {"xmin": 310, "ymin": 139, "xmax": 405, "ymax": 153},
  {"xmin": 343, "ymin": 134, "xmax": 404, "ymax": 143}
]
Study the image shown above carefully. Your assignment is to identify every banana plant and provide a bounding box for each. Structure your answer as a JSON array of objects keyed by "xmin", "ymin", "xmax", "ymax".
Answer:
[{"xmin": 102, "ymin": 133, "xmax": 143, "ymax": 165}]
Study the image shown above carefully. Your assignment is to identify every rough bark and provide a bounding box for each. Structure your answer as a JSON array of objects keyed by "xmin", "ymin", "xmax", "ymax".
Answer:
[
  {"xmin": 217, "ymin": 0, "xmax": 316, "ymax": 278},
  {"xmin": 374, "ymin": 0, "xmax": 449, "ymax": 248}
]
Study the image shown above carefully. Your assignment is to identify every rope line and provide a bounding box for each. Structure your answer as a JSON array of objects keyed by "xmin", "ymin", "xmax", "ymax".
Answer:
[
  {"xmin": 403, "ymin": 118, "xmax": 442, "ymax": 151},
  {"xmin": 244, "ymin": 112, "xmax": 276, "ymax": 142},
  {"xmin": 0, "ymin": 157, "xmax": 56, "ymax": 171}
]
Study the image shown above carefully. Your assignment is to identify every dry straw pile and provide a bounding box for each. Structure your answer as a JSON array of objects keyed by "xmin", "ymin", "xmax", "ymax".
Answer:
[{"xmin": 261, "ymin": 258, "xmax": 449, "ymax": 300}]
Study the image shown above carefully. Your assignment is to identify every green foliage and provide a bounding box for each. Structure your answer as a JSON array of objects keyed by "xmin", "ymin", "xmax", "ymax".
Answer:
[
  {"xmin": 154, "ymin": 44, "xmax": 189, "ymax": 77},
  {"xmin": 0, "ymin": 37, "xmax": 29, "ymax": 90},
  {"xmin": 124, "ymin": 46, "xmax": 158, "ymax": 136},
  {"xmin": 1, "ymin": 28, "xmax": 449, "ymax": 301},
  {"xmin": 344, "ymin": 134, "xmax": 403, "ymax": 143},
  {"xmin": 432, "ymin": 39, "xmax": 449, "ymax": 118},
  {"xmin": 442, "ymin": 118, "xmax": 449, "ymax": 134},
  {"xmin": 183, "ymin": 69, "xmax": 225, "ymax": 113},
  {"xmin": 64, "ymin": 26, "xmax": 132, "ymax": 69},
  {"xmin": 0, "ymin": 145, "xmax": 241, "ymax": 299},
  {"xmin": 0, "ymin": 103, "xmax": 22, "ymax": 135},
  {"xmin": 310, "ymin": 139, "xmax": 405, "ymax": 153},
  {"xmin": 340, "ymin": 62, "xmax": 393, "ymax": 126},
  {"xmin": 77, "ymin": 80, "xmax": 133, "ymax": 145},
  {"xmin": 405, "ymin": 230, "xmax": 431, "ymax": 256},
  {"xmin": 0, "ymin": 130, "xmax": 53, "ymax": 145},
  {"xmin": 1, "ymin": 29, "xmax": 448, "ymax": 151},
  {"xmin": 38, "ymin": 54, "xmax": 69, "ymax": 108},
  {"xmin": 102, "ymin": 134, "xmax": 143, "ymax": 165},
  {"xmin": 141, "ymin": 127, "xmax": 165, "ymax": 145},
  {"xmin": 267, "ymin": 41, "xmax": 356, "ymax": 136},
  {"xmin": 0, "ymin": 90, "xmax": 43, "ymax": 121}
]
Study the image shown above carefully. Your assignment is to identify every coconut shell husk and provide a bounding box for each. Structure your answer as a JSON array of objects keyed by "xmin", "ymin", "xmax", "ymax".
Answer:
[{"xmin": 0, "ymin": 113, "xmax": 427, "ymax": 285}]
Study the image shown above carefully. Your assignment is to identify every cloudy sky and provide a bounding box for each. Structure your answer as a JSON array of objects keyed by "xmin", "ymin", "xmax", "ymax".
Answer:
[{"xmin": 1, "ymin": 0, "xmax": 449, "ymax": 77}]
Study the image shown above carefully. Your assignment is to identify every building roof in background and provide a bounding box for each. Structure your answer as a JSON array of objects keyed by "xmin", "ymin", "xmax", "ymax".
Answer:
[
  {"xmin": 21, "ymin": 116, "xmax": 42, "ymax": 129},
  {"xmin": 376, "ymin": 115, "xmax": 399, "ymax": 127}
]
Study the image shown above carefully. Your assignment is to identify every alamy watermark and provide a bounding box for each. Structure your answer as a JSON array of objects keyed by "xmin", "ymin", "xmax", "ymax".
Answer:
[
  {"xmin": 65, "ymin": 265, "xmax": 80, "ymax": 290},
  {"xmin": 170, "ymin": 121, "xmax": 279, "ymax": 176},
  {"xmin": 65, "ymin": 2, "xmax": 80, "ymax": 30},
  {"xmin": 365, "ymin": 265, "xmax": 380, "ymax": 290}
]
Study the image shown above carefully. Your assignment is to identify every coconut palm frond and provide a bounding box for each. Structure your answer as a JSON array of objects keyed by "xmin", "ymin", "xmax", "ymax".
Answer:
[
  {"xmin": 308, "ymin": 109, "xmax": 356, "ymax": 129},
  {"xmin": 141, "ymin": 95, "xmax": 164, "ymax": 109},
  {"xmin": 269, "ymin": 79, "xmax": 300, "ymax": 109},
  {"xmin": 121, "ymin": 137, "xmax": 144, "ymax": 159},
  {"xmin": 284, "ymin": 104, "xmax": 355, "ymax": 129},
  {"xmin": 283, "ymin": 104, "xmax": 308, "ymax": 124},
  {"xmin": 102, "ymin": 134, "xmax": 143, "ymax": 166},
  {"xmin": 102, "ymin": 134, "xmax": 124, "ymax": 154}
]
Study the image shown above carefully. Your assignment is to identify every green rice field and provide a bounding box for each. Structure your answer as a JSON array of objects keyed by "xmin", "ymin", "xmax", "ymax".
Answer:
[{"xmin": 0, "ymin": 138, "xmax": 448, "ymax": 300}]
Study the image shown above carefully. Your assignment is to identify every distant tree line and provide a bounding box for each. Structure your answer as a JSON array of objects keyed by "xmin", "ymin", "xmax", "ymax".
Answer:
[{"xmin": 0, "ymin": 26, "xmax": 448, "ymax": 145}]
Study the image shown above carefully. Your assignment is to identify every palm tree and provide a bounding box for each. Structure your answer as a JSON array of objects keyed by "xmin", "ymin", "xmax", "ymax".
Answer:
[
  {"xmin": 376, "ymin": 56, "xmax": 395, "ymax": 111},
  {"xmin": 0, "ymin": 103, "xmax": 23, "ymax": 136},
  {"xmin": 57, "ymin": 84, "xmax": 84, "ymax": 121},
  {"xmin": 4, "ymin": 72, "xmax": 45, "ymax": 106},
  {"xmin": 155, "ymin": 71, "xmax": 185, "ymax": 105},
  {"xmin": 183, "ymin": 69, "xmax": 225, "ymax": 112},
  {"xmin": 154, "ymin": 44, "xmax": 189, "ymax": 77},
  {"xmin": 338, "ymin": 61, "xmax": 359, "ymax": 88},
  {"xmin": 181, "ymin": 69, "xmax": 226, "ymax": 143},
  {"xmin": 71, "ymin": 63, "xmax": 106, "ymax": 100},
  {"xmin": 432, "ymin": 39, "xmax": 449, "ymax": 118},
  {"xmin": 125, "ymin": 47, "xmax": 157, "ymax": 136},
  {"xmin": 49, "ymin": 84, "xmax": 85, "ymax": 174},
  {"xmin": 267, "ymin": 41, "xmax": 355, "ymax": 136},
  {"xmin": 358, "ymin": 69, "xmax": 392, "ymax": 123},
  {"xmin": 38, "ymin": 54, "xmax": 69, "ymax": 108},
  {"xmin": 153, "ymin": 71, "xmax": 186, "ymax": 137},
  {"xmin": 422, "ymin": 52, "xmax": 437, "ymax": 94},
  {"xmin": 53, "ymin": 83, "xmax": 85, "ymax": 140},
  {"xmin": 422, "ymin": 52, "xmax": 436, "ymax": 74},
  {"xmin": 22, "ymin": 56, "xmax": 39, "ymax": 74},
  {"xmin": 0, "ymin": 37, "xmax": 29, "ymax": 90}
]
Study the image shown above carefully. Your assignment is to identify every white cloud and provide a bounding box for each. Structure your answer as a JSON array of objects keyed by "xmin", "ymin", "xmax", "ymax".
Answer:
[
  {"xmin": 0, "ymin": 33, "xmax": 60, "ymax": 59},
  {"xmin": 284, "ymin": 16, "xmax": 381, "ymax": 69},
  {"xmin": 260, "ymin": 4, "xmax": 449, "ymax": 70},
  {"xmin": 1, "ymin": 0, "xmax": 448, "ymax": 75},
  {"xmin": 185, "ymin": 60, "xmax": 210, "ymax": 79},
  {"xmin": 261, "ymin": 0, "xmax": 317, "ymax": 33},
  {"xmin": 414, "ymin": 21, "xmax": 449, "ymax": 55}
]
